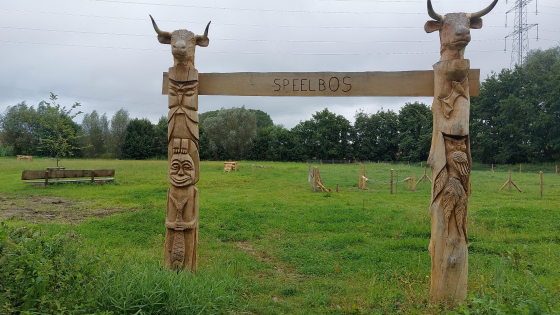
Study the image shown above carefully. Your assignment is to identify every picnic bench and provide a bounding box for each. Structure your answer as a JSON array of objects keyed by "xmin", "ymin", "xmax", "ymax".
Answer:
[
  {"xmin": 223, "ymin": 161, "xmax": 238, "ymax": 172},
  {"xmin": 17, "ymin": 155, "xmax": 33, "ymax": 162},
  {"xmin": 21, "ymin": 169, "xmax": 115, "ymax": 187}
]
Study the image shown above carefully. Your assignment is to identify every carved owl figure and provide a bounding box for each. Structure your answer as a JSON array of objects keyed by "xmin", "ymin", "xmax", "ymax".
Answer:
[{"xmin": 443, "ymin": 136, "xmax": 470, "ymax": 242}]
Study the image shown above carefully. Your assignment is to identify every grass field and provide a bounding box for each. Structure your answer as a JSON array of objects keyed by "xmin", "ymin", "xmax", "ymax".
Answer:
[{"xmin": 1, "ymin": 157, "xmax": 559, "ymax": 314}]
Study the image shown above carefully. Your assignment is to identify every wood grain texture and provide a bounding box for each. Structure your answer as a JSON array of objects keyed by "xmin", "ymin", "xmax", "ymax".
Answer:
[
  {"xmin": 162, "ymin": 71, "xmax": 480, "ymax": 97},
  {"xmin": 22, "ymin": 169, "xmax": 115, "ymax": 180}
]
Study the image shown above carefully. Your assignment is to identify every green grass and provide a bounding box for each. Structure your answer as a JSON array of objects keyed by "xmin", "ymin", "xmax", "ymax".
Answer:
[{"xmin": 1, "ymin": 157, "xmax": 559, "ymax": 314}]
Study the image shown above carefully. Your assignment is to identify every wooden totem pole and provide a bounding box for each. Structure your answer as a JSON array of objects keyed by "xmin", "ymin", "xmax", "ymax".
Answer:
[
  {"xmin": 150, "ymin": 15, "xmax": 210, "ymax": 271},
  {"xmin": 424, "ymin": 0, "xmax": 497, "ymax": 303}
]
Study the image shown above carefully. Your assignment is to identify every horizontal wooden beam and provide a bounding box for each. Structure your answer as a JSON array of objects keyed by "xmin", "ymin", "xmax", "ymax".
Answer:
[
  {"xmin": 22, "ymin": 169, "xmax": 115, "ymax": 180},
  {"xmin": 162, "ymin": 70, "xmax": 480, "ymax": 97}
]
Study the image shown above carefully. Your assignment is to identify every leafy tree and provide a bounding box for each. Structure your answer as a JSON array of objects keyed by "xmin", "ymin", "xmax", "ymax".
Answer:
[
  {"xmin": 121, "ymin": 118, "xmax": 156, "ymax": 160},
  {"xmin": 203, "ymin": 107, "xmax": 258, "ymax": 160},
  {"xmin": 471, "ymin": 46, "xmax": 560, "ymax": 163},
  {"xmin": 109, "ymin": 108, "xmax": 130, "ymax": 159},
  {"xmin": 39, "ymin": 93, "xmax": 84, "ymax": 167},
  {"xmin": 397, "ymin": 102, "xmax": 432, "ymax": 162},
  {"xmin": 0, "ymin": 102, "xmax": 41, "ymax": 155},
  {"xmin": 247, "ymin": 109, "xmax": 274, "ymax": 129},
  {"xmin": 248, "ymin": 125, "xmax": 303, "ymax": 161},
  {"xmin": 292, "ymin": 108, "xmax": 353, "ymax": 160},
  {"xmin": 353, "ymin": 109, "xmax": 399, "ymax": 161},
  {"xmin": 81, "ymin": 110, "xmax": 109, "ymax": 158},
  {"xmin": 154, "ymin": 116, "xmax": 168, "ymax": 158}
]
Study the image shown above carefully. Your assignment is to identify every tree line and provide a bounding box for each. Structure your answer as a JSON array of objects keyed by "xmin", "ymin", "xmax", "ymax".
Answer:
[{"xmin": 1, "ymin": 46, "xmax": 559, "ymax": 163}]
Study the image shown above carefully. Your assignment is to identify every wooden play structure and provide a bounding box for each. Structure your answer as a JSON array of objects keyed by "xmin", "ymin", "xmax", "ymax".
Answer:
[
  {"xmin": 151, "ymin": 0, "xmax": 499, "ymax": 302},
  {"xmin": 310, "ymin": 166, "xmax": 330, "ymax": 192},
  {"xmin": 21, "ymin": 169, "xmax": 115, "ymax": 187},
  {"xmin": 223, "ymin": 161, "xmax": 238, "ymax": 172},
  {"xmin": 499, "ymin": 170, "xmax": 522, "ymax": 192}
]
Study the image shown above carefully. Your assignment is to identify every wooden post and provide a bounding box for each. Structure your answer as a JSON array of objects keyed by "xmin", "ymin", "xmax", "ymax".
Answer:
[
  {"xmin": 44, "ymin": 171, "xmax": 48, "ymax": 186},
  {"xmin": 390, "ymin": 169, "xmax": 393, "ymax": 195},
  {"xmin": 491, "ymin": 164, "xmax": 494, "ymax": 172},
  {"xmin": 150, "ymin": 16, "xmax": 210, "ymax": 272},
  {"xmin": 363, "ymin": 165, "xmax": 366, "ymax": 177},
  {"xmin": 509, "ymin": 170, "xmax": 512, "ymax": 192},
  {"xmin": 412, "ymin": 173, "xmax": 416, "ymax": 191},
  {"xmin": 91, "ymin": 170, "xmax": 95, "ymax": 183},
  {"xmin": 336, "ymin": 183, "xmax": 339, "ymax": 192},
  {"xmin": 313, "ymin": 167, "xmax": 318, "ymax": 192},
  {"xmin": 359, "ymin": 172, "xmax": 362, "ymax": 189},
  {"xmin": 396, "ymin": 170, "xmax": 398, "ymax": 194},
  {"xmin": 540, "ymin": 171, "xmax": 543, "ymax": 197}
]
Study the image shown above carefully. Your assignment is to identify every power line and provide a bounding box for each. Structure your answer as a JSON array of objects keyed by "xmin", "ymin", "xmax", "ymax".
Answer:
[
  {"xmin": 0, "ymin": 40, "xmax": 508, "ymax": 55},
  {"xmin": 0, "ymin": 26, "xmax": 519, "ymax": 44},
  {"xmin": 0, "ymin": 8, "xmax": 506, "ymax": 29}
]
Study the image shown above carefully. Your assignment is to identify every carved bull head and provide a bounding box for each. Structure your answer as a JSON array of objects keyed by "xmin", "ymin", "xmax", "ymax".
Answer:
[
  {"xmin": 150, "ymin": 15, "xmax": 210, "ymax": 67},
  {"xmin": 424, "ymin": 0, "xmax": 498, "ymax": 60}
]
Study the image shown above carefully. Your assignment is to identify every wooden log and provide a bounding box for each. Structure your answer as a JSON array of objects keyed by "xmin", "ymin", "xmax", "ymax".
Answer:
[
  {"xmin": 428, "ymin": 59, "xmax": 472, "ymax": 304},
  {"xmin": 163, "ymin": 70, "xmax": 480, "ymax": 97},
  {"xmin": 540, "ymin": 171, "xmax": 543, "ymax": 197},
  {"xmin": 390, "ymin": 169, "xmax": 393, "ymax": 195}
]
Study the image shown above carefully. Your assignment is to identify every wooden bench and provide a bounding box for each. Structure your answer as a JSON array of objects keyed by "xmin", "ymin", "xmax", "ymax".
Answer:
[
  {"xmin": 21, "ymin": 169, "xmax": 115, "ymax": 187},
  {"xmin": 17, "ymin": 155, "xmax": 33, "ymax": 162},
  {"xmin": 223, "ymin": 161, "xmax": 238, "ymax": 172}
]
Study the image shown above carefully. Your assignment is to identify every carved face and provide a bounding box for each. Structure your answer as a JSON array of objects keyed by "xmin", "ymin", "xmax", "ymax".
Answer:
[
  {"xmin": 170, "ymin": 30, "xmax": 197, "ymax": 65},
  {"xmin": 169, "ymin": 153, "xmax": 195, "ymax": 187},
  {"xmin": 445, "ymin": 136, "xmax": 467, "ymax": 153},
  {"xmin": 168, "ymin": 79, "xmax": 198, "ymax": 109}
]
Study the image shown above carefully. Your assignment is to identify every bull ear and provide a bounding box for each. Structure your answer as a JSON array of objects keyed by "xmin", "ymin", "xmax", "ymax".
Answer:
[
  {"xmin": 470, "ymin": 17, "xmax": 483, "ymax": 29},
  {"xmin": 196, "ymin": 36, "xmax": 209, "ymax": 47},
  {"xmin": 424, "ymin": 20, "xmax": 442, "ymax": 33},
  {"xmin": 157, "ymin": 34, "xmax": 172, "ymax": 45}
]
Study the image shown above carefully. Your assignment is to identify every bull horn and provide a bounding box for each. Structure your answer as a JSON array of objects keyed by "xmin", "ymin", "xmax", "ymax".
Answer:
[
  {"xmin": 202, "ymin": 21, "xmax": 211, "ymax": 39},
  {"xmin": 427, "ymin": 0, "xmax": 443, "ymax": 21},
  {"xmin": 149, "ymin": 15, "xmax": 170, "ymax": 36},
  {"xmin": 470, "ymin": 0, "xmax": 498, "ymax": 19}
]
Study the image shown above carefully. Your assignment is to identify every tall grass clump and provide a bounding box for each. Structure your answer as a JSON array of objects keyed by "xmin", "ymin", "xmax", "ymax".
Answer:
[
  {"xmin": 97, "ymin": 259, "xmax": 243, "ymax": 314},
  {"xmin": 0, "ymin": 223, "xmax": 99, "ymax": 314}
]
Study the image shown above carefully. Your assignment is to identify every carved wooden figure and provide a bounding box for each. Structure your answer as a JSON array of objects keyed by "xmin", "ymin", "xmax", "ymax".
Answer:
[
  {"xmin": 424, "ymin": 0, "xmax": 497, "ymax": 303},
  {"xmin": 151, "ymin": 15, "xmax": 210, "ymax": 271}
]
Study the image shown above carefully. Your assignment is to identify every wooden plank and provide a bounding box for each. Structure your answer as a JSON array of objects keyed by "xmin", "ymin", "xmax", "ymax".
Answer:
[
  {"xmin": 93, "ymin": 169, "xmax": 115, "ymax": 177},
  {"xmin": 23, "ymin": 178, "xmax": 114, "ymax": 185},
  {"xmin": 162, "ymin": 70, "xmax": 480, "ymax": 97},
  {"xmin": 22, "ymin": 169, "xmax": 115, "ymax": 180}
]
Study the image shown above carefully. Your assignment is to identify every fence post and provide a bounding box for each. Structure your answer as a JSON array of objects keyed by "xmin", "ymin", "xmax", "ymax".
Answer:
[
  {"xmin": 390, "ymin": 169, "xmax": 394, "ymax": 195},
  {"xmin": 359, "ymin": 172, "xmax": 362, "ymax": 189},
  {"xmin": 412, "ymin": 173, "xmax": 416, "ymax": 191},
  {"xmin": 336, "ymin": 183, "xmax": 339, "ymax": 192},
  {"xmin": 491, "ymin": 164, "xmax": 494, "ymax": 172},
  {"xmin": 509, "ymin": 170, "xmax": 512, "ymax": 192},
  {"xmin": 540, "ymin": 171, "xmax": 543, "ymax": 197}
]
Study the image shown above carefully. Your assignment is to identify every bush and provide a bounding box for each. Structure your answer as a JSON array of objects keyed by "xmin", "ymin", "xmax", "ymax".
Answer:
[
  {"xmin": 0, "ymin": 224, "xmax": 99, "ymax": 314},
  {"xmin": 0, "ymin": 146, "xmax": 14, "ymax": 157},
  {"xmin": 97, "ymin": 260, "xmax": 243, "ymax": 314}
]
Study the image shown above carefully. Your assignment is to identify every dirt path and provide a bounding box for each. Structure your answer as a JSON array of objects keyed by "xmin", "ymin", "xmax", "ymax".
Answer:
[{"xmin": 0, "ymin": 195, "xmax": 131, "ymax": 224}]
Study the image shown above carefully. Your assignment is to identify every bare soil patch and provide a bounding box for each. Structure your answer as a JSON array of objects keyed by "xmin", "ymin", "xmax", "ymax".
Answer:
[{"xmin": 0, "ymin": 195, "xmax": 131, "ymax": 224}]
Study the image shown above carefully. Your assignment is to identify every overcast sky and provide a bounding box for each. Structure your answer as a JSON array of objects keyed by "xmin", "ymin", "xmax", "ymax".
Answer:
[{"xmin": 1, "ymin": 0, "xmax": 558, "ymax": 129}]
